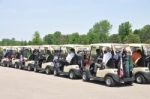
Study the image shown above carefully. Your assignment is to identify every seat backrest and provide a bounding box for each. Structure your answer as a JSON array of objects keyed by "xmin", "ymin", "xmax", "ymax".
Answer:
[{"xmin": 70, "ymin": 54, "xmax": 79, "ymax": 65}]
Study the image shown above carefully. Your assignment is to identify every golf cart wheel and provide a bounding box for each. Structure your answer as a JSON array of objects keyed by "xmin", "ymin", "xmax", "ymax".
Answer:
[
  {"xmin": 105, "ymin": 76, "xmax": 115, "ymax": 87},
  {"xmin": 69, "ymin": 71, "xmax": 75, "ymax": 79},
  {"xmin": 45, "ymin": 67, "xmax": 51, "ymax": 74},
  {"xmin": 54, "ymin": 68, "xmax": 59, "ymax": 76},
  {"xmin": 7, "ymin": 63, "xmax": 10, "ymax": 67},
  {"xmin": 135, "ymin": 74, "xmax": 146, "ymax": 84},
  {"xmin": 19, "ymin": 65, "xmax": 22, "ymax": 69},
  {"xmin": 82, "ymin": 72, "xmax": 89, "ymax": 81},
  {"xmin": 27, "ymin": 65, "xmax": 31, "ymax": 71},
  {"xmin": 34, "ymin": 66, "xmax": 38, "ymax": 72},
  {"xmin": 15, "ymin": 63, "xmax": 18, "ymax": 69},
  {"xmin": 1, "ymin": 62, "xmax": 5, "ymax": 67},
  {"xmin": 4, "ymin": 63, "xmax": 7, "ymax": 67},
  {"xmin": 0, "ymin": 63, "xmax": 3, "ymax": 67}
]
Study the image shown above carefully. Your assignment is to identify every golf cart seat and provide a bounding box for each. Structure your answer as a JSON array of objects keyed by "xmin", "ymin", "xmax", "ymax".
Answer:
[
  {"xmin": 46, "ymin": 55, "xmax": 54, "ymax": 62},
  {"xmin": 70, "ymin": 54, "xmax": 79, "ymax": 65},
  {"xmin": 28, "ymin": 54, "xmax": 35, "ymax": 60}
]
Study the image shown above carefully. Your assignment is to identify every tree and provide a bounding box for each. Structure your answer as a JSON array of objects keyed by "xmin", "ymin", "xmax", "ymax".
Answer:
[
  {"xmin": 136, "ymin": 25, "xmax": 150, "ymax": 43},
  {"xmin": 118, "ymin": 21, "xmax": 132, "ymax": 42},
  {"xmin": 43, "ymin": 34, "xmax": 53, "ymax": 44},
  {"xmin": 108, "ymin": 34, "xmax": 121, "ymax": 43},
  {"xmin": 87, "ymin": 20, "xmax": 112, "ymax": 43},
  {"xmin": 68, "ymin": 32, "xmax": 80, "ymax": 44},
  {"xmin": 32, "ymin": 31, "xmax": 42, "ymax": 45},
  {"xmin": 124, "ymin": 34, "xmax": 140, "ymax": 43},
  {"xmin": 79, "ymin": 34, "xmax": 88, "ymax": 44},
  {"xmin": 87, "ymin": 30, "xmax": 99, "ymax": 43},
  {"xmin": 53, "ymin": 31, "xmax": 62, "ymax": 44}
]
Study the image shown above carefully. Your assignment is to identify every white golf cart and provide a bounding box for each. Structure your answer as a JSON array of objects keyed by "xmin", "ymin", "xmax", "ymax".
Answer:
[
  {"xmin": 18, "ymin": 46, "xmax": 40, "ymax": 71},
  {"xmin": 0, "ymin": 46, "xmax": 14, "ymax": 67},
  {"xmin": 82, "ymin": 43, "xmax": 134, "ymax": 87},
  {"xmin": 129, "ymin": 44, "xmax": 150, "ymax": 84},
  {"xmin": 34, "ymin": 45, "xmax": 59, "ymax": 74},
  {"xmin": 53, "ymin": 44, "xmax": 88, "ymax": 79}
]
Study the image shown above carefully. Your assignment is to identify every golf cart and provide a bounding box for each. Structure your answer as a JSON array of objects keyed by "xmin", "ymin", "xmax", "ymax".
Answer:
[
  {"xmin": 18, "ymin": 46, "xmax": 39, "ymax": 71},
  {"xmin": 0, "ymin": 47, "xmax": 14, "ymax": 67},
  {"xmin": 82, "ymin": 43, "xmax": 134, "ymax": 87},
  {"xmin": 129, "ymin": 44, "xmax": 150, "ymax": 84},
  {"xmin": 10, "ymin": 46, "xmax": 23, "ymax": 68},
  {"xmin": 34, "ymin": 45, "xmax": 58, "ymax": 74},
  {"xmin": 53, "ymin": 44, "xmax": 87, "ymax": 79}
]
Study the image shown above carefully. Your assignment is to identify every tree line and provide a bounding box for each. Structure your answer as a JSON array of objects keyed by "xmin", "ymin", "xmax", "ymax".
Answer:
[{"xmin": 0, "ymin": 20, "xmax": 150, "ymax": 46}]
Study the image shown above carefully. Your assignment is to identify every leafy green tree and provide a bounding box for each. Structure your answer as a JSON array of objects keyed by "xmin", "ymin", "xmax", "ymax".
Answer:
[
  {"xmin": 62, "ymin": 35, "xmax": 69, "ymax": 44},
  {"xmin": 87, "ymin": 30, "xmax": 99, "ymax": 43},
  {"xmin": 43, "ymin": 34, "xmax": 53, "ymax": 44},
  {"xmin": 79, "ymin": 34, "xmax": 88, "ymax": 44},
  {"xmin": 108, "ymin": 34, "xmax": 121, "ymax": 43},
  {"xmin": 68, "ymin": 32, "xmax": 80, "ymax": 44},
  {"xmin": 32, "ymin": 31, "xmax": 42, "ymax": 45},
  {"xmin": 124, "ymin": 33, "xmax": 140, "ymax": 43},
  {"xmin": 87, "ymin": 20, "xmax": 112, "ymax": 43},
  {"xmin": 118, "ymin": 21, "xmax": 132, "ymax": 42},
  {"xmin": 53, "ymin": 31, "xmax": 62, "ymax": 44},
  {"xmin": 137, "ymin": 25, "xmax": 150, "ymax": 43}
]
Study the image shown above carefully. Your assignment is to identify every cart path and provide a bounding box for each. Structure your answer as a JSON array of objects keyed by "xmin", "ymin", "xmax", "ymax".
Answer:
[{"xmin": 0, "ymin": 66, "xmax": 150, "ymax": 99}]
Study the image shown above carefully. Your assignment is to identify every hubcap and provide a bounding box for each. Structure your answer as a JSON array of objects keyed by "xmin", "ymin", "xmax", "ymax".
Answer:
[
  {"xmin": 46, "ymin": 68, "xmax": 49, "ymax": 74},
  {"xmin": 136, "ymin": 76, "xmax": 142, "ymax": 83},
  {"xmin": 15, "ymin": 64, "xmax": 18, "ymax": 68},
  {"xmin": 19, "ymin": 65, "xmax": 22, "ymax": 69},
  {"xmin": 106, "ymin": 78, "xmax": 111, "ymax": 86},
  {"xmin": 34, "ymin": 67, "xmax": 37, "ymax": 71},
  {"xmin": 28, "ymin": 66, "xmax": 31, "ymax": 71},
  {"xmin": 70, "ymin": 72, "xmax": 74, "ymax": 79},
  {"xmin": 54, "ymin": 70, "xmax": 57, "ymax": 75},
  {"xmin": 82, "ymin": 74, "xmax": 87, "ymax": 80}
]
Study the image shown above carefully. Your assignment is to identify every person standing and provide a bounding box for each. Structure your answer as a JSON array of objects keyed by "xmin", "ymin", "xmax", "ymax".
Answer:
[
  {"xmin": 122, "ymin": 47, "xmax": 133, "ymax": 77},
  {"xmin": 102, "ymin": 47, "xmax": 112, "ymax": 68}
]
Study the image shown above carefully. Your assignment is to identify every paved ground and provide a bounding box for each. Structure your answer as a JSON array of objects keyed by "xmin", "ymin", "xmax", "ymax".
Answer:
[{"xmin": 0, "ymin": 66, "xmax": 150, "ymax": 99}]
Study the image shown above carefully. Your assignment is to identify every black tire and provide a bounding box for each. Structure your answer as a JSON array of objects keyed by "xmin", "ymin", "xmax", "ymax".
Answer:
[
  {"xmin": 27, "ymin": 65, "xmax": 32, "ymax": 71},
  {"xmin": 15, "ymin": 63, "xmax": 19, "ymax": 69},
  {"xmin": 105, "ymin": 76, "xmax": 115, "ymax": 87},
  {"xmin": 7, "ymin": 63, "xmax": 10, "ymax": 67},
  {"xmin": 1, "ymin": 62, "xmax": 4, "ymax": 67},
  {"xmin": 69, "ymin": 71, "xmax": 75, "ymax": 79},
  {"xmin": 4, "ymin": 62, "xmax": 7, "ymax": 67},
  {"xmin": 45, "ymin": 67, "xmax": 51, "ymax": 74},
  {"xmin": 82, "ymin": 72, "xmax": 89, "ymax": 81},
  {"xmin": 3, "ymin": 62, "xmax": 7, "ymax": 67},
  {"xmin": 135, "ymin": 74, "xmax": 146, "ymax": 84},
  {"xmin": 19, "ymin": 65, "xmax": 22, "ymax": 69},
  {"xmin": 53, "ymin": 68, "xmax": 59, "ymax": 76},
  {"xmin": 34, "ymin": 66, "xmax": 38, "ymax": 72}
]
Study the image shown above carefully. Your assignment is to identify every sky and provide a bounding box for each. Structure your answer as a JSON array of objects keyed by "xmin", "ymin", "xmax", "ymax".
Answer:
[{"xmin": 0, "ymin": 0, "xmax": 150, "ymax": 41}]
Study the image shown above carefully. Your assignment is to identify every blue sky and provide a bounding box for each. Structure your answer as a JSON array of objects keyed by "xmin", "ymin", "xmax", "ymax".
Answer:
[{"xmin": 0, "ymin": 0, "xmax": 150, "ymax": 41}]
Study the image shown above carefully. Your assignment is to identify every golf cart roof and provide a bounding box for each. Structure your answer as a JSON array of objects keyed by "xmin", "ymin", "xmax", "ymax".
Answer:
[
  {"xmin": 62, "ymin": 44, "xmax": 81, "ymax": 48},
  {"xmin": 128, "ymin": 43, "xmax": 149, "ymax": 47},
  {"xmin": 50, "ymin": 45, "xmax": 61, "ymax": 51},
  {"xmin": 91, "ymin": 43, "xmax": 118, "ymax": 47}
]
